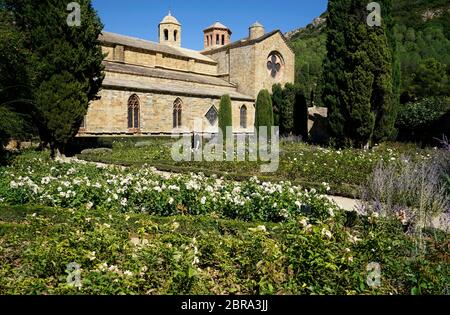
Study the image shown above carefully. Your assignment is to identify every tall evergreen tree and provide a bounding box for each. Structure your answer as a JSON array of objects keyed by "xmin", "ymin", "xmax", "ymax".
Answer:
[
  {"xmin": 322, "ymin": 0, "xmax": 394, "ymax": 147},
  {"xmin": 373, "ymin": 0, "xmax": 398, "ymax": 142},
  {"xmin": 255, "ymin": 89, "xmax": 274, "ymax": 138},
  {"xmin": 218, "ymin": 94, "xmax": 232, "ymax": 141},
  {"xmin": 293, "ymin": 89, "xmax": 309, "ymax": 139},
  {"xmin": 280, "ymin": 83, "xmax": 296, "ymax": 135},
  {"xmin": 321, "ymin": 0, "xmax": 349, "ymax": 144},
  {"xmin": 5, "ymin": 0, "xmax": 104, "ymax": 156},
  {"xmin": 271, "ymin": 83, "xmax": 283, "ymax": 127}
]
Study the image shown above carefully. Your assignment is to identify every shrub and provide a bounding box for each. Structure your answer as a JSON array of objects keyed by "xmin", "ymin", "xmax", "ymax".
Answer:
[
  {"xmin": 396, "ymin": 97, "xmax": 450, "ymax": 143},
  {"xmin": 361, "ymin": 153, "xmax": 450, "ymax": 232}
]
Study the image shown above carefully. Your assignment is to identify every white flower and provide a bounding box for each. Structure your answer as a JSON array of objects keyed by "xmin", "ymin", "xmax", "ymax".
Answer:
[
  {"xmin": 299, "ymin": 218, "xmax": 309, "ymax": 227},
  {"xmin": 322, "ymin": 228, "xmax": 333, "ymax": 239},
  {"xmin": 121, "ymin": 198, "xmax": 128, "ymax": 207},
  {"xmin": 124, "ymin": 270, "xmax": 133, "ymax": 277},
  {"xmin": 345, "ymin": 248, "xmax": 351, "ymax": 253},
  {"xmin": 328, "ymin": 208, "xmax": 335, "ymax": 217},
  {"xmin": 86, "ymin": 202, "xmax": 94, "ymax": 210},
  {"xmin": 88, "ymin": 251, "xmax": 96, "ymax": 261},
  {"xmin": 200, "ymin": 196, "xmax": 207, "ymax": 205},
  {"xmin": 249, "ymin": 225, "xmax": 267, "ymax": 233},
  {"xmin": 295, "ymin": 201, "xmax": 302, "ymax": 209},
  {"xmin": 348, "ymin": 256, "xmax": 354, "ymax": 263},
  {"xmin": 168, "ymin": 197, "xmax": 174, "ymax": 205}
]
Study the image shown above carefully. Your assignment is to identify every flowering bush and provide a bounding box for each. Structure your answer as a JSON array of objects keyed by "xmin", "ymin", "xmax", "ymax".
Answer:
[
  {"xmin": 0, "ymin": 151, "xmax": 337, "ymax": 223},
  {"xmin": 78, "ymin": 140, "xmax": 436, "ymax": 196}
]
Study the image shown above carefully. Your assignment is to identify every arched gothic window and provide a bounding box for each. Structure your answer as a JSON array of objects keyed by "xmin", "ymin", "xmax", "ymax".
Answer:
[
  {"xmin": 127, "ymin": 94, "xmax": 140, "ymax": 131},
  {"xmin": 173, "ymin": 98, "xmax": 183, "ymax": 128},
  {"xmin": 240, "ymin": 105, "xmax": 247, "ymax": 129}
]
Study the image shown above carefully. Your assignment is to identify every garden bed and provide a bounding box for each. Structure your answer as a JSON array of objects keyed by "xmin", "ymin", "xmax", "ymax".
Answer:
[{"xmin": 0, "ymin": 151, "xmax": 448, "ymax": 295}]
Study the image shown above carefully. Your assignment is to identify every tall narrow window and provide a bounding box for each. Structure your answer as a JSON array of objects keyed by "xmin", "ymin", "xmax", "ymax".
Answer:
[
  {"xmin": 173, "ymin": 98, "xmax": 183, "ymax": 128},
  {"xmin": 127, "ymin": 94, "xmax": 140, "ymax": 131},
  {"xmin": 164, "ymin": 29, "xmax": 169, "ymax": 41},
  {"xmin": 80, "ymin": 116, "xmax": 86, "ymax": 129},
  {"xmin": 174, "ymin": 30, "xmax": 178, "ymax": 42},
  {"xmin": 216, "ymin": 34, "xmax": 220, "ymax": 45},
  {"xmin": 240, "ymin": 105, "xmax": 247, "ymax": 129},
  {"xmin": 206, "ymin": 36, "xmax": 210, "ymax": 46},
  {"xmin": 222, "ymin": 34, "xmax": 225, "ymax": 45}
]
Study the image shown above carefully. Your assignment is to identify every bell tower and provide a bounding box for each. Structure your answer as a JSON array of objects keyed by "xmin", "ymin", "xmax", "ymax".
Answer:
[
  {"xmin": 159, "ymin": 11, "xmax": 181, "ymax": 47},
  {"xmin": 203, "ymin": 22, "xmax": 232, "ymax": 50}
]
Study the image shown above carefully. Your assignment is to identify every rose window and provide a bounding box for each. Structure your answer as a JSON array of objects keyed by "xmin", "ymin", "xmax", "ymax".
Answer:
[{"xmin": 267, "ymin": 53, "xmax": 284, "ymax": 79}]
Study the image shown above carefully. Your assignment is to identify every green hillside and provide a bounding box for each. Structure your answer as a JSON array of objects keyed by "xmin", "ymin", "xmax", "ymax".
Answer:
[{"xmin": 288, "ymin": 0, "xmax": 450, "ymax": 106}]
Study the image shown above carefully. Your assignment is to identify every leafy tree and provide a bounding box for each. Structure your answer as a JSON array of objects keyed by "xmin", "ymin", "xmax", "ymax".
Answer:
[
  {"xmin": 255, "ymin": 89, "xmax": 274, "ymax": 138},
  {"xmin": 410, "ymin": 58, "xmax": 449, "ymax": 99},
  {"xmin": 0, "ymin": 2, "xmax": 34, "ymax": 151},
  {"xmin": 5, "ymin": 0, "xmax": 105, "ymax": 157},
  {"xmin": 218, "ymin": 94, "xmax": 232, "ymax": 140}
]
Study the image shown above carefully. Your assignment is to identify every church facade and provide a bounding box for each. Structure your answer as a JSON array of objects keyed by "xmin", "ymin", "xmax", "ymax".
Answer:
[{"xmin": 79, "ymin": 13, "xmax": 295, "ymax": 136}]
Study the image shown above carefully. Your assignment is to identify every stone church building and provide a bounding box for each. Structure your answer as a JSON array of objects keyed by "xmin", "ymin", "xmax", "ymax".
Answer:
[{"xmin": 79, "ymin": 12, "xmax": 295, "ymax": 136}]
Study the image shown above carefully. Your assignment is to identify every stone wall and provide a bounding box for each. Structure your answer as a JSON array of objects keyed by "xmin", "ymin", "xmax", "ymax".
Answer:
[
  {"xmin": 82, "ymin": 89, "xmax": 255, "ymax": 135},
  {"xmin": 254, "ymin": 32, "xmax": 295, "ymax": 95}
]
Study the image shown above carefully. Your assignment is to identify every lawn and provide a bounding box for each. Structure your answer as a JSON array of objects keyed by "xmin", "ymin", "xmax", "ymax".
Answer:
[
  {"xmin": 77, "ymin": 138, "xmax": 437, "ymax": 197},
  {"xmin": 0, "ymin": 151, "xmax": 448, "ymax": 295}
]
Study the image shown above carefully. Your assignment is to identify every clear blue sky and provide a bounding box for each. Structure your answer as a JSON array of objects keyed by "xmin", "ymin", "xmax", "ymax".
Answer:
[{"xmin": 91, "ymin": 0, "xmax": 328, "ymax": 50}]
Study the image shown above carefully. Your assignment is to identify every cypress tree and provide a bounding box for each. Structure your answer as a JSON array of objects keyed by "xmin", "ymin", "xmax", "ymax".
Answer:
[
  {"xmin": 280, "ymin": 83, "xmax": 296, "ymax": 135},
  {"xmin": 255, "ymin": 89, "xmax": 274, "ymax": 138},
  {"xmin": 321, "ymin": 0, "xmax": 350, "ymax": 145},
  {"xmin": 372, "ymin": 0, "xmax": 398, "ymax": 142},
  {"xmin": 5, "ymin": 0, "xmax": 105, "ymax": 157},
  {"xmin": 322, "ymin": 0, "xmax": 394, "ymax": 147},
  {"xmin": 271, "ymin": 83, "xmax": 283, "ymax": 127},
  {"xmin": 218, "ymin": 94, "xmax": 232, "ymax": 140}
]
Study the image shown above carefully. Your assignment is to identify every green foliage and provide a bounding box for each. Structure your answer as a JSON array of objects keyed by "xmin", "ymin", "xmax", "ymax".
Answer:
[
  {"xmin": 280, "ymin": 83, "xmax": 296, "ymax": 135},
  {"xmin": 76, "ymin": 138, "xmax": 438, "ymax": 198},
  {"xmin": 396, "ymin": 97, "xmax": 450, "ymax": 142},
  {"xmin": 289, "ymin": 0, "xmax": 450, "ymax": 129},
  {"xmin": 410, "ymin": 58, "xmax": 449, "ymax": 99},
  {"xmin": 293, "ymin": 90, "xmax": 308, "ymax": 138},
  {"xmin": 271, "ymin": 84, "xmax": 283, "ymax": 126},
  {"xmin": 322, "ymin": 0, "xmax": 395, "ymax": 147},
  {"xmin": 290, "ymin": 33, "xmax": 327, "ymax": 107},
  {"xmin": 218, "ymin": 94, "xmax": 232, "ymax": 140},
  {"xmin": 255, "ymin": 90, "xmax": 274, "ymax": 137},
  {"xmin": 0, "ymin": 196, "xmax": 448, "ymax": 294},
  {"xmin": 0, "ymin": 4, "xmax": 34, "ymax": 148},
  {"xmin": 4, "ymin": 0, "xmax": 105, "ymax": 156}
]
